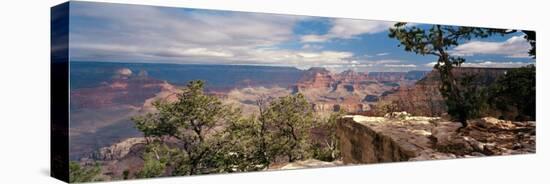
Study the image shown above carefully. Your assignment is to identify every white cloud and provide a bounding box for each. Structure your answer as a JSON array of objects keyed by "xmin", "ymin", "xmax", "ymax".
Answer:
[
  {"xmin": 366, "ymin": 59, "xmax": 401, "ymax": 64},
  {"xmin": 424, "ymin": 61, "xmax": 533, "ymax": 68},
  {"xmin": 384, "ymin": 64, "xmax": 417, "ymax": 68},
  {"xmin": 300, "ymin": 35, "xmax": 330, "ymax": 43},
  {"xmin": 424, "ymin": 62, "xmax": 437, "ymax": 67},
  {"xmin": 461, "ymin": 61, "xmax": 533, "ymax": 68},
  {"xmin": 376, "ymin": 52, "xmax": 390, "ymax": 56},
  {"xmin": 300, "ymin": 19, "xmax": 395, "ymax": 43},
  {"xmin": 506, "ymin": 53, "xmax": 531, "ymax": 58},
  {"xmin": 69, "ymin": 2, "xmax": 369, "ymax": 70},
  {"xmin": 450, "ymin": 36, "xmax": 531, "ymax": 58},
  {"xmin": 179, "ymin": 48, "xmax": 234, "ymax": 58},
  {"xmin": 329, "ymin": 19, "xmax": 395, "ymax": 38},
  {"xmin": 68, "ymin": 2, "xmax": 425, "ymax": 73},
  {"xmin": 301, "ymin": 44, "xmax": 323, "ymax": 50}
]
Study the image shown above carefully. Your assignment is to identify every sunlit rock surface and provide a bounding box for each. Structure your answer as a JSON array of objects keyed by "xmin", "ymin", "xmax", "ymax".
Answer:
[
  {"xmin": 273, "ymin": 159, "xmax": 343, "ymax": 170},
  {"xmin": 337, "ymin": 113, "xmax": 535, "ymax": 164}
]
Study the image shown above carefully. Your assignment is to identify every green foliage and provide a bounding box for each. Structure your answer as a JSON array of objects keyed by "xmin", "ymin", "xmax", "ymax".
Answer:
[
  {"xmin": 133, "ymin": 80, "xmax": 342, "ymax": 176},
  {"xmin": 122, "ymin": 170, "xmax": 130, "ymax": 180},
  {"xmin": 311, "ymin": 110, "xmax": 345, "ymax": 162},
  {"xmin": 223, "ymin": 94, "xmax": 317, "ymax": 166},
  {"xmin": 135, "ymin": 143, "xmax": 178, "ymax": 178},
  {"xmin": 132, "ymin": 80, "xmax": 240, "ymax": 176},
  {"xmin": 69, "ymin": 161, "xmax": 101, "ymax": 183},
  {"xmin": 219, "ymin": 93, "xmax": 320, "ymax": 171},
  {"xmin": 488, "ymin": 65, "xmax": 536, "ymax": 120},
  {"xmin": 523, "ymin": 31, "xmax": 536, "ymax": 58},
  {"xmin": 262, "ymin": 93, "xmax": 315, "ymax": 162},
  {"xmin": 217, "ymin": 116, "xmax": 272, "ymax": 172},
  {"xmin": 135, "ymin": 152, "xmax": 165, "ymax": 178},
  {"xmin": 447, "ymin": 74, "xmax": 489, "ymax": 121},
  {"xmin": 389, "ymin": 23, "xmax": 511, "ymax": 126}
]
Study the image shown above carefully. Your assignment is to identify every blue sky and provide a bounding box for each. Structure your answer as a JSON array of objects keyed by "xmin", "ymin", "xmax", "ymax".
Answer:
[{"xmin": 68, "ymin": 1, "xmax": 535, "ymax": 72}]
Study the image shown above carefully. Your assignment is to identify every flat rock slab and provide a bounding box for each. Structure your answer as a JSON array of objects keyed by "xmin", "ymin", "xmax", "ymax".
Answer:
[
  {"xmin": 337, "ymin": 114, "xmax": 535, "ymax": 165},
  {"xmin": 337, "ymin": 115, "xmax": 448, "ymax": 164}
]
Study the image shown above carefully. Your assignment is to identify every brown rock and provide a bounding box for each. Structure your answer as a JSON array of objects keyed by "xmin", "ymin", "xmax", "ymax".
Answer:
[
  {"xmin": 276, "ymin": 159, "xmax": 343, "ymax": 170},
  {"xmin": 337, "ymin": 115, "xmax": 536, "ymax": 164},
  {"xmin": 90, "ymin": 137, "xmax": 147, "ymax": 161},
  {"xmin": 337, "ymin": 115, "xmax": 439, "ymax": 164}
]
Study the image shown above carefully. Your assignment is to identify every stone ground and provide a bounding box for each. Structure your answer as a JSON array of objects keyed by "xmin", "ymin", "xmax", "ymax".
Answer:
[{"xmin": 337, "ymin": 112, "xmax": 535, "ymax": 164}]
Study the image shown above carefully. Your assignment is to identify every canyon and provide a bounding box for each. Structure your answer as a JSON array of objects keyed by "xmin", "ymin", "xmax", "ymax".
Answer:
[
  {"xmin": 291, "ymin": 67, "xmax": 427, "ymax": 114},
  {"xmin": 70, "ymin": 65, "xmax": 536, "ymax": 180},
  {"xmin": 69, "ymin": 65, "xmax": 456, "ymax": 161}
]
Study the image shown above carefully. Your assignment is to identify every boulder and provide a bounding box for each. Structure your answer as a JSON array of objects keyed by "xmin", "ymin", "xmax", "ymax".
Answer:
[{"xmin": 90, "ymin": 137, "xmax": 146, "ymax": 161}]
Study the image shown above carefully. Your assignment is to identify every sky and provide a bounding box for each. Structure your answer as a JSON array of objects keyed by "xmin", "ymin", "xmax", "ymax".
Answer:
[{"xmin": 68, "ymin": 1, "xmax": 535, "ymax": 72}]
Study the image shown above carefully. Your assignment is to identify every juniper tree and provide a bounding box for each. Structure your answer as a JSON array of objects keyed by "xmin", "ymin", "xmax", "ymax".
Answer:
[
  {"xmin": 132, "ymin": 80, "xmax": 240, "ymax": 175},
  {"xmin": 389, "ymin": 24, "xmax": 508, "ymax": 127},
  {"xmin": 488, "ymin": 65, "xmax": 536, "ymax": 120},
  {"xmin": 311, "ymin": 110, "xmax": 345, "ymax": 162},
  {"xmin": 223, "ymin": 94, "xmax": 316, "ymax": 167},
  {"xmin": 69, "ymin": 161, "xmax": 101, "ymax": 183},
  {"xmin": 263, "ymin": 94, "xmax": 315, "ymax": 162}
]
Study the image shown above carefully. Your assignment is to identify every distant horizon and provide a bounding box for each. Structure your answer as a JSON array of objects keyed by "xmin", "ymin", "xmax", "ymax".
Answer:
[
  {"xmin": 69, "ymin": 60, "xmax": 435, "ymax": 73},
  {"xmin": 70, "ymin": 60, "xmax": 536, "ymax": 73}
]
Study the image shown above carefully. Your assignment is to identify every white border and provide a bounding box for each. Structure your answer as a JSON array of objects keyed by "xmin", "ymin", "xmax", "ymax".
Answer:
[{"xmin": 0, "ymin": 0, "xmax": 547, "ymax": 184}]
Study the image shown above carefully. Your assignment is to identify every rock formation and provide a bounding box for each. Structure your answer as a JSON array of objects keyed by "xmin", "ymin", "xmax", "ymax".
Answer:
[
  {"xmin": 70, "ymin": 74, "xmax": 180, "ymax": 160},
  {"xmin": 89, "ymin": 137, "xmax": 147, "ymax": 161},
  {"xmin": 272, "ymin": 159, "xmax": 343, "ymax": 170},
  {"xmin": 376, "ymin": 67, "xmax": 511, "ymax": 117},
  {"xmin": 337, "ymin": 114, "xmax": 535, "ymax": 164},
  {"xmin": 291, "ymin": 68, "xmax": 426, "ymax": 114},
  {"xmin": 70, "ymin": 76, "xmax": 169, "ymax": 109},
  {"xmin": 293, "ymin": 67, "xmax": 336, "ymax": 91}
]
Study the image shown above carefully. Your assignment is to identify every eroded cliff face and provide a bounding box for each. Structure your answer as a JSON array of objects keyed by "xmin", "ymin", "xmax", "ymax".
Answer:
[
  {"xmin": 89, "ymin": 137, "xmax": 147, "ymax": 161},
  {"xmin": 292, "ymin": 68, "xmax": 425, "ymax": 114},
  {"xmin": 377, "ymin": 67, "xmax": 510, "ymax": 117},
  {"xmin": 337, "ymin": 113, "xmax": 535, "ymax": 164},
  {"xmin": 337, "ymin": 115, "xmax": 443, "ymax": 164}
]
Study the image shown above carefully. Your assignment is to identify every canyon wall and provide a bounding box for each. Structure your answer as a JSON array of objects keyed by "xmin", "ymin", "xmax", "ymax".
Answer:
[
  {"xmin": 376, "ymin": 67, "xmax": 511, "ymax": 117},
  {"xmin": 293, "ymin": 68, "xmax": 426, "ymax": 114}
]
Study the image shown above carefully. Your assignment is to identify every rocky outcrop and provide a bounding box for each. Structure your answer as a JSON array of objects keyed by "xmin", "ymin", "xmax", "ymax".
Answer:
[
  {"xmin": 70, "ymin": 76, "xmax": 169, "ymax": 109},
  {"xmin": 418, "ymin": 67, "xmax": 509, "ymax": 86},
  {"xmin": 376, "ymin": 67, "xmax": 511, "ymax": 117},
  {"xmin": 337, "ymin": 115, "xmax": 443, "ymax": 164},
  {"xmin": 89, "ymin": 137, "xmax": 147, "ymax": 161},
  {"xmin": 222, "ymin": 86, "xmax": 291, "ymax": 116},
  {"xmin": 292, "ymin": 68, "xmax": 420, "ymax": 114},
  {"xmin": 337, "ymin": 114, "xmax": 535, "ymax": 164},
  {"xmin": 367, "ymin": 70, "xmax": 429, "ymax": 82},
  {"xmin": 377, "ymin": 83, "xmax": 445, "ymax": 117},
  {"xmin": 115, "ymin": 68, "xmax": 133, "ymax": 79},
  {"xmin": 294, "ymin": 67, "xmax": 336, "ymax": 91},
  {"xmin": 274, "ymin": 159, "xmax": 343, "ymax": 170},
  {"xmin": 140, "ymin": 81, "xmax": 181, "ymax": 113},
  {"xmin": 368, "ymin": 72, "xmax": 407, "ymax": 82},
  {"xmin": 363, "ymin": 95, "xmax": 379, "ymax": 102}
]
